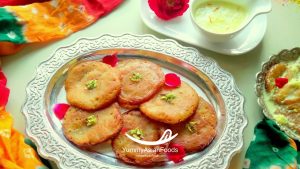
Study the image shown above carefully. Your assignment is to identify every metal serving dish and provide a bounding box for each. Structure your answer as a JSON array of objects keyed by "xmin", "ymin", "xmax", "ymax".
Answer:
[
  {"xmin": 22, "ymin": 34, "xmax": 247, "ymax": 169},
  {"xmin": 256, "ymin": 47, "xmax": 300, "ymax": 140}
]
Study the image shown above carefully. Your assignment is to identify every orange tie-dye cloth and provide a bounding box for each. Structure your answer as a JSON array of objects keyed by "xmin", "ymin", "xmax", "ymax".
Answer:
[
  {"xmin": 0, "ymin": 70, "xmax": 50, "ymax": 168},
  {"xmin": 0, "ymin": 0, "xmax": 123, "ymax": 44},
  {"xmin": 0, "ymin": 108, "xmax": 48, "ymax": 169}
]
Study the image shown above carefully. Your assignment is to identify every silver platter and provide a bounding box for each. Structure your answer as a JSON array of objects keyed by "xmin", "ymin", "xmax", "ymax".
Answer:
[
  {"xmin": 256, "ymin": 47, "xmax": 300, "ymax": 140},
  {"xmin": 22, "ymin": 34, "xmax": 247, "ymax": 169}
]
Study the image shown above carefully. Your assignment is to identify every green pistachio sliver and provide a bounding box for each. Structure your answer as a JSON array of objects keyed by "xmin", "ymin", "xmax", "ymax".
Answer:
[
  {"xmin": 132, "ymin": 134, "xmax": 141, "ymax": 140},
  {"xmin": 85, "ymin": 80, "xmax": 97, "ymax": 90},
  {"xmin": 186, "ymin": 121, "xmax": 197, "ymax": 133},
  {"xmin": 130, "ymin": 72, "xmax": 143, "ymax": 82},
  {"xmin": 160, "ymin": 93, "xmax": 176, "ymax": 103},
  {"xmin": 86, "ymin": 115, "xmax": 97, "ymax": 127},
  {"xmin": 128, "ymin": 128, "xmax": 144, "ymax": 140}
]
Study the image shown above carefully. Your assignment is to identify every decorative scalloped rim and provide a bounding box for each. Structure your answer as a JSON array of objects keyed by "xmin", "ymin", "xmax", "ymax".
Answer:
[
  {"xmin": 256, "ymin": 47, "xmax": 300, "ymax": 140},
  {"xmin": 22, "ymin": 34, "xmax": 247, "ymax": 169}
]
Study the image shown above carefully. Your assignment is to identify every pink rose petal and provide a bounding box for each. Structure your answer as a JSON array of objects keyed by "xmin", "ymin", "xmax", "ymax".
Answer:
[
  {"xmin": 165, "ymin": 73, "xmax": 181, "ymax": 88},
  {"xmin": 166, "ymin": 143, "xmax": 186, "ymax": 163},
  {"xmin": 102, "ymin": 52, "xmax": 118, "ymax": 67},
  {"xmin": 0, "ymin": 84, "xmax": 10, "ymax": 107},
  {"xmin": 53, "ymin": 103, "xmax": 70, "ymax": 120},
  {"xmin": 121, "ymin": 127, "xmax": 128, "ymax": 135},
  {"xmin": 275, "ymin": 77, "xmax": 288, "ymax": 88}
]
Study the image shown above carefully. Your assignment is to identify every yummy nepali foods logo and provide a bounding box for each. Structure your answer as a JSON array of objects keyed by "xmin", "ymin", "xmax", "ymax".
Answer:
[
  {"xmin": 123, "ymin": 129, "xmax": 179, "ymax": 154},
  {"xmin": 125, "ymin": 129, "xmax": 178, "ymax": 146}
]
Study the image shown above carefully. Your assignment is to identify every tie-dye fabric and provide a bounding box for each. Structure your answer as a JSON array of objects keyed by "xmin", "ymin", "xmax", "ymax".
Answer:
[
  {"xmin": 0, "ymin": 69, "xmax": 51, "ymax": 168},
  {"xmin": 244, "ymin": 119, "xmax": 299, "ymax": 169},
  {"xmin": 0, "ymin": 0, "xmax": 123, "ymax": 44}
]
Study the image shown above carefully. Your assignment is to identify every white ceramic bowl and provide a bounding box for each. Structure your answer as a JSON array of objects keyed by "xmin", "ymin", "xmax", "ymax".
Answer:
[{"xmin": 190, "ymin": 0, "xmax": 272, "ymax": 42}]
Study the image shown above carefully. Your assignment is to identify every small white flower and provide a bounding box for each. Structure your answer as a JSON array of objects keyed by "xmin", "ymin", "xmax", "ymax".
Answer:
[
  {"xmin": 78, "ymin": 5, "xmax": 85, "ymax": 13},
  {"xmin": 24, "ymin": 148, "xmax": 34, "ymax": 158},
  {"xmin": 43, "ymin": 14, "xmax": 49, "ymax": 20},
  {"xmin": 270, "ymin": 165, "xmax": 281, "ymax": 169},
  {"xmin": 0, "ymin": 129, "xmax": 11, "ymax": 138},
  {"xmin": 87, "ymin": 16, "xmax": 94, "ymax": 22},
  {"xmin": 58, "ymin": 13, "xmax": 64, "ymax": 18},
  {"xmin": 32, "ymin": 7, "xmax": 38, "ymax": 14},
  {"xmin": 68, "ymin": 6, "xmax": 73, "ymax": 12},
  {"xmin": 7, "ymin": 31, "xmax": 16, "ymax": 39},
  {"xmin": 67, "ymin": 29, "xmax": 73, "ymax": 34},
  {"xmin": 272, "ymin": 147, "xmax": 279, "ymax": 153},
  {"xmin": 59, "ymin": 23, "xmax": 66, "ymax": 30},
  {"xmin": 50, "ymin": 0, "xmax": 58, "ymax": 8}
]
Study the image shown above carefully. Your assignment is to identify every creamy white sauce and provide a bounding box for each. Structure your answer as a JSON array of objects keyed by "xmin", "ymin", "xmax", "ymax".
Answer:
[
  {"xmin": 193, "ymin": 1, "xmax": 248, "ymax": 34},
  {"xmin": 263, "ymin": 57, "xmax": 300, "ymax": 125}
]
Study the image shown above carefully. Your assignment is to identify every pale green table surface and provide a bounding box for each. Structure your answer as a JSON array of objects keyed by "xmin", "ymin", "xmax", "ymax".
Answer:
[{"xmin": 1, "ymin": 1, "xmax": 300, "ymax": 169}]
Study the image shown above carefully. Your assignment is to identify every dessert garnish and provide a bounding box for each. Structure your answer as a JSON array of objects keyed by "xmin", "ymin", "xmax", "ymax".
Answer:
[
  {"xmin": 121, "ymin": 127, "xmax": 128, "ymax": 135},
  {"xmin": 130, "ymin": 72, "xmax": 143, "ymax": 82},
  {"xmin": 160, "ymin": 93, "xmax": 176, "ymax": 103},
  {"xmin": 186, "ymin": 121, "xmax": 197, "ymax": 133},
  {"xmin": 86, "ymin": 115, "xmax": 97, "ymax": 127},
  {"xmin": 165, "ymin": 73, "xmax": 181, "ymax": 88},
  {"xmin": 128, "ymin": 128, "xmax": 144, "ymax": 140},
  {"xmin": 275, "ymin": 77, "xmax": 288, "ymax": 88},
  {"xmin": 166, "ymin": 143, "xmax": 186, "ymax": 163},
  {"xmin": 102, "ymin": 52, "xmax": 118, "ymax": 67},
  {"xmin": 53, "ymin": 103, "xmax": 70, "ymax": 120},
  {"xmin": 85, "ymin": 80, "xmax": 97, "ymax": 90}
]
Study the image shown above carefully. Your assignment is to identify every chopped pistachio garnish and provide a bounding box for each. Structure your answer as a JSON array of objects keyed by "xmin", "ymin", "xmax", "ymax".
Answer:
[
  {"xmin": 160, "ymin": 93, "xmax": 176, "ymax": 103},
  {"xmin": 274, "ymin": 114, "xmax": 288, "ymax": 125},
  {"xmin": 86, "ymin": 115, "xmax": 97, "ymax": 127},
  {"xmin": 85, "ymin": 80, "xmax": 97, "ymax": 90},
  {"xmin": 186, "ymin": 121, "xmax": 197, "ymax": 133},
  {"xmin": 128, "ymin": 128, "xmax": 144, "ymax": 140},
  {"xmin": 130, "ymin": 72, "xmax": 143, "ymax": 82}
]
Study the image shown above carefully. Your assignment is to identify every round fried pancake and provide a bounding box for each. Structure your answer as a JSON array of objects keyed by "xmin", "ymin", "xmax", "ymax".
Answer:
[
  {"xmin": 117, "ymin": 59, "xmax": 164, "ymax": 106},
  {"xmin": 170, "ymin": 97, "xmax": 217, "ymax": 152},
  {"xmin": 140, "ymin": 82, "xmax": 199, "ymax": 124},
  {"xmin": 65, "ymin": 61, "xmax": 121, "ymax": 111},
  {"xmin": 118, "ymin": 102, "xmax": 139, "ymax": 110},
  {"xmin": 112, "ymin": 110, "xmax": 167, "ymax": 166},
  {"xmin": 62, "ymin": 104, "xmax": 122, "ymax": 147}
]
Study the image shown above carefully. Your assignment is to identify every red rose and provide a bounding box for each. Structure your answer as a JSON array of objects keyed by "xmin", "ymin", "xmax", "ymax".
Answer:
[{"xmin": 148, "ymin": 0, "xmax": 189, "ymax": 20}]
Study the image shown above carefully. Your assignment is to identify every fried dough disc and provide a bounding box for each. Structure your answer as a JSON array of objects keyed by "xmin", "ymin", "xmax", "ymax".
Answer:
[
  {"xmin": 140, "ymin": 82, "xmax": 199, "ymax": 124},
  {"xmin": 170, "ymin": 97, "xmax": 217, "ymax": 152},
  {"xmin": 65, "ymin": 61, "xmax": 121, "ymax": 111},
  {"xmin": 62, "ymin": 104, "xmax": 122, "ymax": 147},
  {"xmin": 112, "ymin": 110, "xmax": 167, "ymax": 166},
  {"xmin": 117, "ymin": 59, "xmax": 164, "ymax": 106},
  {"xmin": 118, "ymin": 102, "xmax": 139, "ymax": 110}
]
